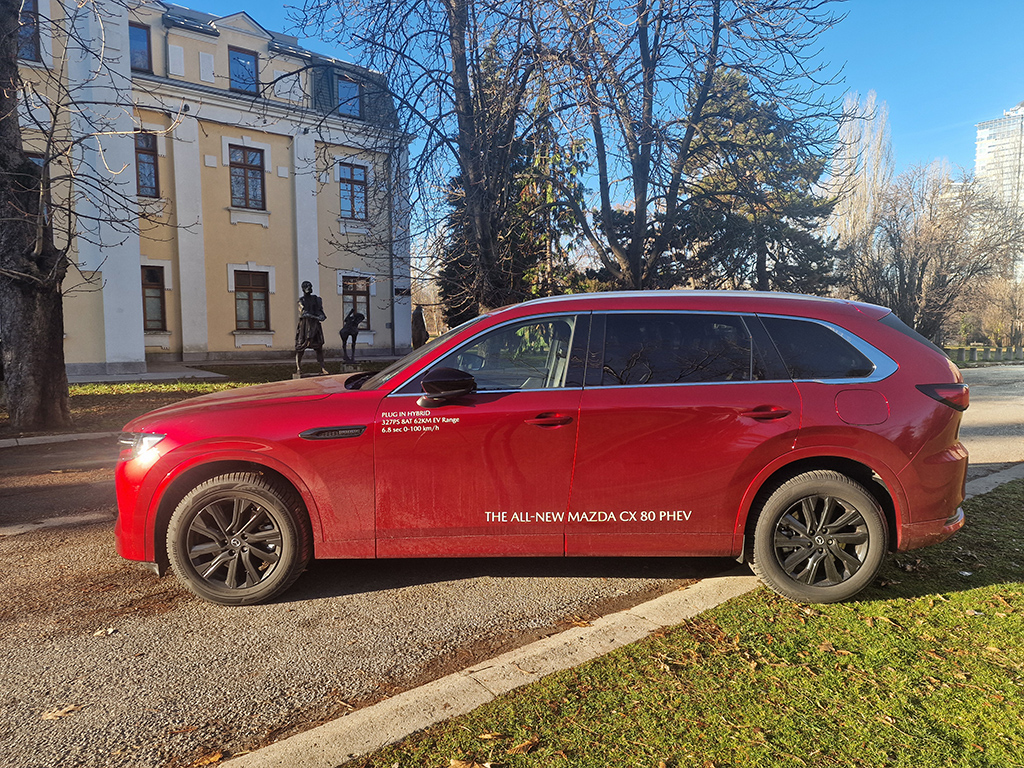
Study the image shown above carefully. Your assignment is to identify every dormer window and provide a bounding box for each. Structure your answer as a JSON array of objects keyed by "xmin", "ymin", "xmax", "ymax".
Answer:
[
  {"xmin": 337, "ymin": 78, "xmax": 361, "ymax": 118},
  {"xmin": 229, "ymin": 47, "xmax": 258, "ymax": 93},
  {"xmin": 129, "ymin": 23, "xmax": 152, "ymax": 73}
]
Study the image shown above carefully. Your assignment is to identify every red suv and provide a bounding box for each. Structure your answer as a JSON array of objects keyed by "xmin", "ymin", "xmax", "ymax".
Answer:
[{"xmin": 115, "ymin": 291, "xmax": 968, "ymax": 605}]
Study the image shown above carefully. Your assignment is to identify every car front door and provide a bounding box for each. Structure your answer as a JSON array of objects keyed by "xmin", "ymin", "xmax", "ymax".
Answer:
[
  {"xmin": 374, "ymin": 314, "xmax": 587, "ymax": 557},
  {"xmin": 566, "ymin": 312, "xmax": 801, "ymax": 557}
]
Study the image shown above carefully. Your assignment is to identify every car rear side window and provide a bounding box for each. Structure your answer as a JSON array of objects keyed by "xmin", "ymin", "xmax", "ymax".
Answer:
[
  {"xmin": 760, "ymin": 316, "xmax": 875, "ymax": 380},
  {"xmin": 598, "ymin": 313, "xmax": 758, "ymax": 385}
]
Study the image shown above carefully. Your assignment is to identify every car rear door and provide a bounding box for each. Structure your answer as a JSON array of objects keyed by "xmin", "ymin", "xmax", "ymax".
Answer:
[{"xmin": 566, "ymin": 311, "xmax": 801, "ymax": 557}]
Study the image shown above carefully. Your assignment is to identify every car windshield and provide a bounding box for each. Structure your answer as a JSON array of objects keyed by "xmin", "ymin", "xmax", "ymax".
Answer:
[{"xmin": 356, "ymin": 315, "xmax": 489, "ymax": 390}]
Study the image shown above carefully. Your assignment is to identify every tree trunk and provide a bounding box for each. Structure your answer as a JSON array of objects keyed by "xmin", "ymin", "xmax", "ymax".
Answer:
[
  {"xmin": 0, "ymin": 0, "xmax": 72, "ymax": 432},
  {"xmin": 0, "ymin": 279, "xmax": 71, "ymax": 431}
]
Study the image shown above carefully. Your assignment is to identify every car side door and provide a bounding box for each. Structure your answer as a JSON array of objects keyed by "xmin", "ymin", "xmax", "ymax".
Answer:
[
  {"xmin": 566, "ymin": 311, "xmax": 801, "ymax": 557},
  {"xmin": 373, "ymin": 314, "xmax": 588, "ymax": 557}
]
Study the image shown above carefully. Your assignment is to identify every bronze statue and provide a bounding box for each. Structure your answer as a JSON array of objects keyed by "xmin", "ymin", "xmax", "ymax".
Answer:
[
  {"xmin": 411, "ymin": 305, "xmax": 428, "ymax": 349},
  {"xmin": 295, "ymin": 281, "xmax": 328, "ymax": 375},
  {"xmin": 339, "ymin": 308, "xmax": 365, "ymax": 362}
]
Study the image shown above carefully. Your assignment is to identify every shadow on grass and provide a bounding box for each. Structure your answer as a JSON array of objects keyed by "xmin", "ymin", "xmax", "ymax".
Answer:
[{"xmin": 858, "ymin": 477, "xmax": 1024, "ymax": 603}]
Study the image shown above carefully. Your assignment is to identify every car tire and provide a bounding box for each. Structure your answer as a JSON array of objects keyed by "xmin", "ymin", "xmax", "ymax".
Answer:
[
  {"xmin": 751, "ymin": 470, "xmax": 888, "ymax": 603},
  {"xmin": 167, "ymin": 472, "xmax": 312, "ymax": 606}
]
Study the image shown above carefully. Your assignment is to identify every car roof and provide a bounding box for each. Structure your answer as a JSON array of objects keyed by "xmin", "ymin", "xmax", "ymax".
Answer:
[{"xmin": 489, "ymin": 290, "xmax": 890, "ymax": 321}]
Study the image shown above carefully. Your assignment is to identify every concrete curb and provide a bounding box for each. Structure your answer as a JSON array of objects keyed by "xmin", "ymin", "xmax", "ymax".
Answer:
[
  {"xmin": 964, "ymin": 463, "xmax": 1024, "ymax": 499},
  {"xmin": 226, "ymin": 572, "xmax": 760, "ymax": 768},
  {"xmin": 226, "ymin": 467, "xmax": 1024, "ymax": 768},
  {"xmin": 0, "ymin": 431, "xmax": 118, "ymax": 450}
]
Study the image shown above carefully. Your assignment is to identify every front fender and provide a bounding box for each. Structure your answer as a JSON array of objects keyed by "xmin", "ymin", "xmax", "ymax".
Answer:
[{"xmin": 140, "ymin": 440, "xmax": 328, "ymax": 563}]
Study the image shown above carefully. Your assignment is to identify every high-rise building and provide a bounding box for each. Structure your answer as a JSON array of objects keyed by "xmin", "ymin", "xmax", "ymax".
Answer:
[{"xmin": 976, "ymin": 101, "xmax": 1024, "ymax": 212}]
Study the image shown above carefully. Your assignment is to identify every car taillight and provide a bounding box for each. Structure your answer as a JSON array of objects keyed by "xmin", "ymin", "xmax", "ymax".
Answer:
[{"xmin": 916, "ymin": 383, "xmax": 969, "ymax": 412}]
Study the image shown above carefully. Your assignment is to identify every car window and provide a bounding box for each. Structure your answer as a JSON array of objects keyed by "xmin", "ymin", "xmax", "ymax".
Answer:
[
  {"xmin": 360, "ymin": 315, "xmax": 489, "ymax": 390},
  {"xmin": 428, "ymin": 316, "xmax": 578, "ymax": 391},
  {"xmin": 598, "ymin": 313, "xmax": 757, "ymax": 385},
  {"xmin": 760, "ymin": 316, "xmax": 875, "ymax": 379}
]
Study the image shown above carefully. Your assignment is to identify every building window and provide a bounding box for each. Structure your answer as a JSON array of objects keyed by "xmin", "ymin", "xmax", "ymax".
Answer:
[
  {"xmin": 229, "ymin": 145, "xmax": 265, "ymax": 210},
  {"xmin": 129, "ymin": 23, "xmax": 152, "ymax": 72},
  {"xmin": 19, "ymin": 0, "xmax": 41, "ymax": 62},
  {"xmin": 25, "ymin": 153, "xmax": 50, "ymax": 224},
  {"xmin": 229, "ymin": 47, "xmax": 258, "ymax": 93},
  {"xmin": 339, "ymin": 163, "xmax": 366, "ymax": 220},
  {"xmin": 141, "ymin": 266, "xmax": 166, "ymax": 331},
  {"xmin": 135, "ymin": 132, "xmax": 159, "ymax": 198},
  {"xmin": 337, "ymin": 78, "xmax": 361, "ymax": 117},
  {"xmin": 235, "ymin": 270, "xmax": 270, "ymax": 330},
  {"xmin": 342, "ymin": 275, "xmax": 371, "ymax": 330}
]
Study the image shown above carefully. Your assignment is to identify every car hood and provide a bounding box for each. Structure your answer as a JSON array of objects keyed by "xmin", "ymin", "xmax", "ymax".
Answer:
[{"xmin": 122, "ymin": 374, "xmax": 363, "ymax": 432}]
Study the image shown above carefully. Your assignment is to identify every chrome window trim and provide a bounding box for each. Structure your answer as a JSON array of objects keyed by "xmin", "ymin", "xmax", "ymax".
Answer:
[{"xmin": 756, "ymin": 313, "xmax": 898, "ymax": 384}]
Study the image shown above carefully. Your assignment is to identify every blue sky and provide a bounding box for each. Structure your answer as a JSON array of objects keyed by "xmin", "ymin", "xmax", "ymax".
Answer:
[
  {"xmin": 196, "ymin": 0, "xmax": 1024, "ymax": 174},
  {"xmin": 819, "ymin": 0, "xmax": 1024, "ymax": 173}
]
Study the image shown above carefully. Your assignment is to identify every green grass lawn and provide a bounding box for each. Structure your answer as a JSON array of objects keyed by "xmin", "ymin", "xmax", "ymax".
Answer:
[{"xmin": 349, "ymin": 480, "xmax": 1024, "ymax": 768}]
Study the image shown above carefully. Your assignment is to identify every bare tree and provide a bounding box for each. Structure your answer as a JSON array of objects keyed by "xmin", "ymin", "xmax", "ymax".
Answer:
[
  {"xmin": 0, "ymin": 0, "xmax": 183, "ymax": 431},
  {"xmin": 847, "ymin": 164, "xmax": 1024, "ymax": 342},
  {"xmin": 827, "ymin": 90, "xmax": 894, "ymax": 253},
  {"xmin": 549, "ymin": 0, "xmax": 843, "ymax": 289},
  {"xmin": 297, "ymin": 0, "xmax": 571, "ymax": 316},
  {"xmin": 296, "ymin": 0, "xmax": 844, "ymax": 306}
]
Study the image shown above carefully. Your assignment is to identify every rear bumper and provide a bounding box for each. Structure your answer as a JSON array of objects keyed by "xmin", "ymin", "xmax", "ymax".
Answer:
[{"xmin": 898, "ymin": 506, "xmax": 964, "ymax": 551}]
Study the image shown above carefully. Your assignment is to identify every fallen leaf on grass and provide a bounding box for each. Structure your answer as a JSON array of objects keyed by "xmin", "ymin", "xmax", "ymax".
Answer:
[
  {"xmin": 41, "ymin": 704, "xmax": 84, "ymax": 720},
  {"xmin": 817, "ymin": 641, "xmax": 853, "ymax": 656},
  {"xmin": 507, "ymin": 735, "xmax": 540, "ymax": 755},
  {"xmin": 478, "ymin": 732, "xmax": 504, "ymax": 741},
  {"xmin": 450, "ymin": 760, "xmax": 499, "ymax": 768}
]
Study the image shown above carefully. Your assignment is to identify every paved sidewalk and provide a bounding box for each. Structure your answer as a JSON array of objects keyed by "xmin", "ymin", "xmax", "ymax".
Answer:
[
  {"xmin": 225, "ymin": 463, "xmax": 1024, "ymax": 768},
  {"xmin": 0, "ymin": 430, "xmax": 119, "ymax": 450}
]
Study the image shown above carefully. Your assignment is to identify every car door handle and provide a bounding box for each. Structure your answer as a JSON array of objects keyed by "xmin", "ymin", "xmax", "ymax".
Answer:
[
  {"xmin": 740, "ymin": 406, "xmax": 792, "ymax": 421},
  {"xmin": 525, "ymin": 413, "xmax": 574, "ymax": 428}
]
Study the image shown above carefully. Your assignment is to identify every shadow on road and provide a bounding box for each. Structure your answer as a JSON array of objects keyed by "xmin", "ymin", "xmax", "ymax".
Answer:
[{"xmin": 281, "ymin": 555, "xmax": 738, "ymax": 605}]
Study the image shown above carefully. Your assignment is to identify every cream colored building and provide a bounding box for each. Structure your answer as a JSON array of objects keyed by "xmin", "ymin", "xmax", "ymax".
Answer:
[{"xmin": 17, "ymin": 0, "xmax": 411, "ymax": 375}]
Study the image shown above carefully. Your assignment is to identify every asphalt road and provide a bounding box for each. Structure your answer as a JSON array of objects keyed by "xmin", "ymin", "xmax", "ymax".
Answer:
[
  {"xmin": 0, "ymin": 363, "xmax": 1020, "ymax": 768},
  {"xmin": 960, "ymin": 365, "xmax": 1024, "ymax": 476}
]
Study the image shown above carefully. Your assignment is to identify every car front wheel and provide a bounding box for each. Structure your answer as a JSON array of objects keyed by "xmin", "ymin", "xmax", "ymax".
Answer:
[
  {"xmin": 751, "ymin": 470, "xmax": 888, "ymax": 603},
  {"xmin": 167, "ymin": 472, "xmax": 312, "ymax": 606}
]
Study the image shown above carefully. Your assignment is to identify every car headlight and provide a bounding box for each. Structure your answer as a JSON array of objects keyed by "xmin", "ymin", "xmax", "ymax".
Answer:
[{"xmin": 118, "ymin": 432, "xmax": 166, "ymax": 461}]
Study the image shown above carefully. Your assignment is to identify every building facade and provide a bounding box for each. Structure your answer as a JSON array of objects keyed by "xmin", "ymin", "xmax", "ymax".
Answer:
[
  {"xmin": 17, "ymin": 0, "xmax": 411, "ymax": 376},
  {"xmin": 976, "ymin": 101, "xmax": 1024, "ymax": 213}
]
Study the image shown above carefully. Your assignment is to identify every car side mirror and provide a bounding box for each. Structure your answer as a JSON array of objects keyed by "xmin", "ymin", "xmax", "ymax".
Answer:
[{"xmin": 417, "ymin": 367, "xmax": 477, "ymax": 407}]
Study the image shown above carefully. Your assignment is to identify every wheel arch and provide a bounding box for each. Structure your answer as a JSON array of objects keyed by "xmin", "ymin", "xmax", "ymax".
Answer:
[
  {"xmin": 736, "ymin": 455, "xmax": 900, "ymax": 563},
  {"xmin": 149, "ymin": 459, "xmax": 317, "ymax": 575}
]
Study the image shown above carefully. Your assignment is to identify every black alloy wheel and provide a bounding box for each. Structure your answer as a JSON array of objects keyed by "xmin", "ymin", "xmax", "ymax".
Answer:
[
  {"xmin": 751, "ymin": 470, "xmax": 888, "ymax": 603},
  {"xmin": 167, "ymin": 472, "xmax": 312, "ymax": 605}
]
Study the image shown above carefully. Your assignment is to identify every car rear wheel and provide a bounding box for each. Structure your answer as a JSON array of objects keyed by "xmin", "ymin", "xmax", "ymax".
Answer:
[
  {"xmin": 167, "ymin": 472, "xmax": 312, "ymax": 606},
  {"xmin": 751, "ymin": 470, "xmax": 888, "ymax": 603}
]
